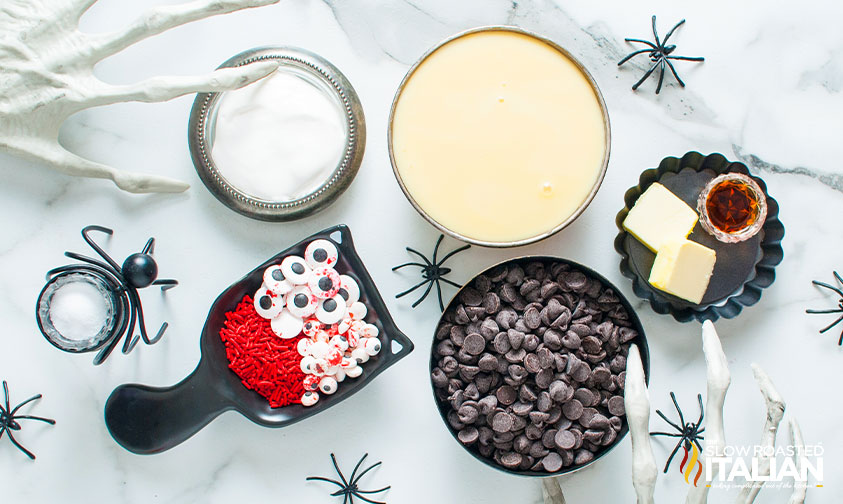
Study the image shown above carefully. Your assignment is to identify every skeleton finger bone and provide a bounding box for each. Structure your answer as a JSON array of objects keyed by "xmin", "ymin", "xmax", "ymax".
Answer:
[{"xmin": 625, "ymin": 344, "xmax": 657, "ymax": 504}]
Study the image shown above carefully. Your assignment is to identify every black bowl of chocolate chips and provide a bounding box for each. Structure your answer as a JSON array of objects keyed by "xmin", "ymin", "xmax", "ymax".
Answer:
[{"xmin": 430, "ymin": 256, "xmax": 650, "ymax": 476}]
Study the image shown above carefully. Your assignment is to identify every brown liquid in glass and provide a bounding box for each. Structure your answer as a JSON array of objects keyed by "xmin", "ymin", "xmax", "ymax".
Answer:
[{"xmin": 705, "ymin": 179, "xmax": 760, "ymax": 234}]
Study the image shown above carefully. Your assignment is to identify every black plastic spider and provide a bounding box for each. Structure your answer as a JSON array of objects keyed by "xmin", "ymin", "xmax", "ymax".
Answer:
[
  {"xmin": 36, "ymin": 225, "xmax": 177, "ymax": 365},
  {"xmin": 618, "ymin": 15, "xmax": 705, "ymax": 94},
  {"xmin": 806, "ymin": 271, "xmax": 843, "ymax": 345},
  {"xmin": 0, "ymin": 381, "xmax": 55, "ymax": 460},
  {"xmin": 392, "ymin": 234, "xmax": 470, "ymax": 311},
  {"xmin": 650, "ymin": 392, "xmax": 705, "ymax": 473},
  {"xmin": 307, "ymin": 453, "xmax": 390, "ymax": 504}
]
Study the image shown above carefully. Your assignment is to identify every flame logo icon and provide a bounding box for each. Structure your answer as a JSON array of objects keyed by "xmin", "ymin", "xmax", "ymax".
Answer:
[{"xmin": 679, "ymin": 443, "xmax": 703, "ymax": 486}]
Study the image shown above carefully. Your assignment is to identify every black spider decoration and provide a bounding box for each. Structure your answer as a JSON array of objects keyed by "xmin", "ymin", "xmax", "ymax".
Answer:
[
  {"xmin": 806, "ymin": 271, "xmax": 843, "ymax": 345},
  {"xmin": 0, "ymin": 381, "xmax": 55, "ymax": 460},
  {"xmin": 392, "ymin": 234, "xmax": 470, "ymax": 311},
  {"xmin": 650, "ymin": 392, "xmax": 705, "ymax": 473},
  {"xmin": 37, "ymin": 225, "xmax": 177, "ymax": 365},
  {"xmin": 618, "ymin": 15, "xmax": 704, "ymax": 94},
  {"xmin": 306, "ymin": 453, "xmax": 390, "ymax": 504}
]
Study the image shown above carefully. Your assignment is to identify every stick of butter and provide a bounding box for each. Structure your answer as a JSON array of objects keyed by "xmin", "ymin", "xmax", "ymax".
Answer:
[
  {"xmin": 623, "ymin": 183, "xmax": 698, "ymax": 252},
  {"xmin": 649, "ymin": 239, "xmax": 716, "ymax": 304}
]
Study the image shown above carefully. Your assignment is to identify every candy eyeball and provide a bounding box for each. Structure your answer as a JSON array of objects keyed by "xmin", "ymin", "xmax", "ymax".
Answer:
[
  {"xmin": 314, "ymin": 330, "xmax": 331, "ymax": 344},
  {"xmin": 345, "ymin": 365, "xmax": 363, "ymax": 378},
  {"xmin": 297, "ymin": 337, "xmax": 313, "ymax": 356},
  {"xmin": 310, "ymin": 341, "xmax": 330, "ymax": 359},
  {"xmin": 337, "ymin": 275, "xmax": 360, "ymax": 305},
  {"xmin": 325, "ymin": 347, "xmax": 343, "ymax": 367},
  {"xmin": 348, "ymin": 301, "xmax": 367, "ymax": 320},
  {"xmin": 302, "ymin": 318, "xmax": 322, "ymax": 338},
  {"xmin": 329, "ymin": 334, "xmax": 349, "ymax": 353},
  {"xmin": 304, "ymin": 239, "xmax": 338, "ymax": 270},
  {"xmin": 263, "ymin": 265, "xmax": 292, "ymax": 295},
  {"xmin": 270, "ymin": 309, "xmax": 303, "ymax": 339},
  {"xmin": 281, "ymin": 256, "xmax": 311, "ymax": 285},
  {"xmin": 319, "ymin": 376, "xmax": 338, "ymax": 395},
  {"xmin": 363, "ymin": 337, "xmax": 382, "ymax": 356},
  {"xmin": 315, "ymin": 295, "xmax": 347, "ymax": 325},
  {"xmin": 351, "ymin": 347, "xmax": 369, "ymax": 364},
  {"xmin": 303, "ymin": 374, "xmax": 320, "ymax": 391},
  {"xmin": 254, "ymin": 286, "xmax": 284, "ymax": 319},
  {"xmin": 309, "ymin": 268, "xmax": 340, "ymax": 299},
  {"xmin": 312, "ymin": 358, "xmax": 330, "ymax": 376},
  {"xmin": 287, "ymin": 286, "xmax": 318, "ymax": 317},
  {"xmin": 334, "ymin": 369, "xmax": 346, "ymax": 382},
  {"xmin": 300, "ymin": 355, "xmax": 316, "ymax": 374},
  {"xmin": 301, "ymin": 391, "xmax": 319, "ymax": 407}
]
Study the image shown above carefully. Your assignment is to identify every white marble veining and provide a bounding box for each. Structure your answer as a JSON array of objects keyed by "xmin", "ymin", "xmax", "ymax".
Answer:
[{"xmin": 1, "ymin": 1, "xmax": 841, "ymax": 503}]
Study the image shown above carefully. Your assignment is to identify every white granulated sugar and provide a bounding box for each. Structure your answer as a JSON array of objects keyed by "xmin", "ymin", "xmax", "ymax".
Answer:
[
  {"xmin": 211, "ymin": 69, "xmax": 347, "ymax": 202},
  {"xmin": 49, "ymin": 281, "xmax": 108, "ymax": 341}
]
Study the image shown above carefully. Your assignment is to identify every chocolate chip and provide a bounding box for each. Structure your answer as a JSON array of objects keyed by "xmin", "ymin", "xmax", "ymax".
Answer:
[
  {"xmin": 493, "ymin": 332, "xmax": 511, "ymax": 354},
  {"xmin": 554, "ymin": 429, "xmax": 576, "ymax": 450},
  {"xmin": 512, "ymin": 401, "xmax": 534, "ymax": 416},
  {"xmin": 579, "ymin": 408, "xmax": 598, "ymax": 428},
  {"xmin": 492, "ymin": 412, "xmax": 514, "ymax": 433},
  {"xmin": 542, "ymin": 452, "xmax": 563, "ymax": 472},
  {"xmin": 463, "ymin": 333, "xmax": 486, "ymax": 355},
  {"xmin": 537, "ymin": 391, "xmax": 552, "ymax": 412},
  {"xmin": 496, "ymin": 386, "xmax": 517, "ymax": 406},
  {"xmin": 458, "ymin": 404, "xmax": 479, "ymax": 424},
  {"xmin": 504, "ymin": 348, "xmax": 526, "ymax": 364},
  {"xmin": 562, "ymin": 399, "xmax": 584, "ymax": 421},
  {"xmin": 458, "ymin": 426, "xmax": 479, "ymax": 445},
  {"xmin": 500, "ymin": 451, "xmax": 522, "ymax": 468},
  {"xmin": 460, "ymin": 287, "xmax": 483, "ymax": 306},
  {"xmin": 478, "ymin": 353, "xmax": 498, "ymax": 372},
  {"xmin": 524, "ymin": 353, "xmax": 541, "ymax": 374},
  {"xmin": 530, "ymin": 441, "xmax": 550, "ymax": 459},
  {"xmin": 542, "ymin": 428, "xmax": 558, "ymax": 449},
  {"xmin": 574, "ymin": 388, "xmax": 595, "ymax": 407},
  {"xmin": 507, "ymin": 329, "xmax": 525, "ymax": 350},
  {"xmin": 535, "ymin": 368, "xmax": 554, "ymax": 389},
  {"xmin": 608, "ymin": 396, "xmax": 625, "ymax": 416},
  {"xmin": 549, "ymin": 381, "xmax": 573, "ymax": 403},
  {"xmin": 574, "ymin": 450, "xmax": 594, "ymax": 465},
  {"xmin": 601, "ymin": 428, "xmax": 618, "ymax": 446}
]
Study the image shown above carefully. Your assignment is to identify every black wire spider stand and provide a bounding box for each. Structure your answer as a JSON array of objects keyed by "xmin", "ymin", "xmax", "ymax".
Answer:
[
  {"xmin": 36, "ymin": 225, "xmax": 178, "ymax": 365},
  {"xmin": 0, "ymin": 381, "xmax": 55, "ymax": 460},
  {"xmin": 806, "ymin": 271, "xmax": 843, "ymax": 346},
  {"xmin": 392, "ymin": 234, "xmax": 470, "ymax": 311},
  {"xmin": 618, "ymin": 15, "xmax": 704, "ymax": 94},
  {"xmin": 650, "ymin": 391, "xmax": 705, "ymax": 473},
  {"xmin": 307, "ymin": 453, "xmax": 391, "ymax": 504}
]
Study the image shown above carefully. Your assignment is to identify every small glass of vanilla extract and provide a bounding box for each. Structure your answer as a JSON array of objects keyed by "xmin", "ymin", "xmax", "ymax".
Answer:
[{"xmin": 697, "ymin": 173, "xmax": 767, "ymax": 243}]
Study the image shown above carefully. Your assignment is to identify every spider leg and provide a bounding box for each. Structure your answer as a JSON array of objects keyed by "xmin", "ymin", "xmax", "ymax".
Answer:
[
  {"xmin": 655, "ymin": 408, "xmax": 683, "ymax": 433},
  {"xmin": 670, "ymin": 392, "xmax": 686, "ymax": 428},
  {"xmin": 11, "ymin": 415, "xmax": 55, "ymax": 424},
  {"xmin": 411, "ymin": 281, "xmax": 436, "ymax": 308},
  {"xmin": 624, "ymin": 38, "xmax": 658, "ymax": 49},
  {"xmin": 62, "ymin": 252, "xmax": 121, "ymax": 277},
  {"xmin": 348, "ymin": 493, "xmax": 387, "ymax": 504},
  {"xmin": 395, "ymin": 279, "xmax": 432, "ymax": 299},
  {"xmin": 431, "ymin": 234, "xmax": 445, "ymax": 265},
  {"xmin": 655, "ymin": 59, "xmax": 666, "ymax": 94},
  {"xmin": 651, "ymin": 15, "xmax": 661, "ymax": 47},
  {"xmin": 666, "ymin": 55, "xmax": 705, "ymax": 62},
  {"xmin": 435, "ymin": 243, "xmax": 471, "ymax": 268},
  {"xmin": 650, "ymin": 432, "xmax": 683, "ymax": 437},
  {"xmin": 663, "ymin": 438, "xmax": 684, "ymax": 473},
  {"xmin": 436, "ymin": 278, "xmax": 445, "ymax": 311},
  {"xmin": 352, "ymin": 459, "xmax": 382, "ymax": 484},
  {"xmin": 141, "ymin": 237, "xmax": 155, "ymax": 255},
  {"xmin": 3, "ymin": 381, "xmax": 10, "ymax": 413},
  {"xmin": 153, "ymin": 278, "xmax": 178, "ymax": 291},
  {"xmin": 80, "ymin": 225, "xmax": 122, "ymax": 272},
  {"xmin": 5, "ymin": 429, "xmax": 36, "ymax": 459},
  {"xmin": 632, "ymin": 59, "xmax": 661, "ymax": 90},
  {"xmin": 834, "ymin": 271, "xmax": 843, "ymax": 285},
  {"xmin": 356, "ymin": 486, "xmax": 391, "ymax": 495},
  {"xmin": 806, "ymin": 308, "xmax": 843, "ymax": 314},
  {"xmin": 661, "ymin": 18, "xmax": 686, "ymax": 45},
  {"xmin": 129, "ymin": 289, "xmax": 167, "ymax": 346},
  {"xmin": 618, "ymin": 48, "xmax": 654, "ymax": 66},
  {"xmin": 9, "ymin": 394, "xmax": 42, "ymax": 416},
  {"xmin": 664, "ymin": 59, "xmax": 685, "ymax": 89},
  {"xmin": 331, "ymin": 453, "xmax": 351, "ymax": 488},
  {"xmin": 439, "ymin": 278, "xmax": 463, "ymax": 289},
  {"xmin": 349, "ymin": 454, "xmax": 370, "ymax": 485},
  {"xmin": 693, "ymin": 438, "xmax": 704, "ymax": 452},
  {"xmin": 391, "ymin": 262, "xmax": 427, "ymax": 271},
  {"xmin": 122, "ymin": 297, "xmax": 141, "ymax": 353},
  {"xmin": 405, "ymin": 248, "xmax": 434, "ymax": 268},
  {"xmin": 812, "ymin": 279, "xmax": 843, "ymax": 298},
  {"xmin": 93, "ymin": 289, "xmax": 133, "ymax": 365},
  {"xmin": 696, "ymin": 393, "xmax": 705, "ymax": 425},
  {"xmin": 306, "ymin": 476, "xmax": 346, "ymax": 489},
  {"xmin": 818, "ymin": 314, "xmax": 843, "ymax": 334}
]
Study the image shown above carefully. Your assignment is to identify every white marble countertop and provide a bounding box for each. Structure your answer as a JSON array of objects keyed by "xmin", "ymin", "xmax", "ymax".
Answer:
[{"xmin": 1, "ymin": 1, "xmax": 841, "ymax": 503}]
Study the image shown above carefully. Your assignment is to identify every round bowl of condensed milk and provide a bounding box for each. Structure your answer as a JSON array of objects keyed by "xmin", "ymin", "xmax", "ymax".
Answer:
[{"xmin": 389, "ymin": 27, "xmax": 610, "ymax": 247}]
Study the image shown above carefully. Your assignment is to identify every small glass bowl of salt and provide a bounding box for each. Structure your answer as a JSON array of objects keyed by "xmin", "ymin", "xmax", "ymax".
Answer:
[{"xmin": 36, "ymin": 272, "xmax": 117, "ymax": 352}]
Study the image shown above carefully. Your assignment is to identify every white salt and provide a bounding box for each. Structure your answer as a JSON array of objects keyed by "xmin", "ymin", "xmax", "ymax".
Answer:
[
  {"xmin": 49, "ymin": 281, "xmax": 108, "ymax": 341},
  {"xmin": 211, "ymin": 69, "xmax": 347, "ymax": 202}
]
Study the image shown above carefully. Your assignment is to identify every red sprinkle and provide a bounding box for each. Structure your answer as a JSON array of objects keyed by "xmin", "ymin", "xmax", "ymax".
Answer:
[{"xmin": 219, "ymin": 295, "xmax": 305, "ymax": 408}]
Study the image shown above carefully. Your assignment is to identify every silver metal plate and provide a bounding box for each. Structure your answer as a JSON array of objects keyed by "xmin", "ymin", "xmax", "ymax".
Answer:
[{"xmin": 189, "ymin": 47, "xmax": 366, "ymax": 221}]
